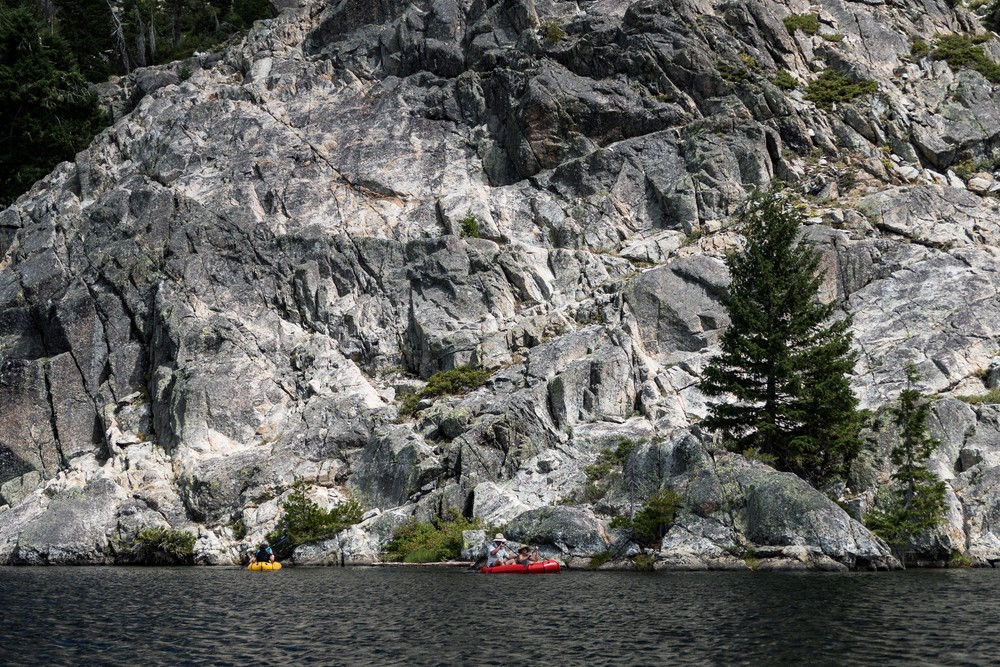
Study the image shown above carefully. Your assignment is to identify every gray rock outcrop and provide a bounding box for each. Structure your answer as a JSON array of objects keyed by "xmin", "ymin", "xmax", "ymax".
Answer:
[{"xmin": 0, "ymin": 0, "xmax": 998, "ymax": 570}]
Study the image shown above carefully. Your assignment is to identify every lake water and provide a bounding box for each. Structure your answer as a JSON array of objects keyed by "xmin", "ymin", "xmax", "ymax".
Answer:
[{"xmin": 2, "ymin": 566, "xmax": 999, "ymax": 665}]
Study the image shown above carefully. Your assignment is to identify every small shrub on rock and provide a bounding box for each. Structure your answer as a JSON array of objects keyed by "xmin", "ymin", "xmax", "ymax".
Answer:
[
  {"xmin": 930, "ymin": 33, "xmax": 1000, "ymax": 83},
  {"xmin": 398, "ymin": 366, "xmax": 491, "ymax": 416},
  {"xmin": 424, "ymin": 366, "xmax": 490, "ymax": 397},
  {"xmin": 610, "ymin": 488, "xmax": 682, "ymax": 549},
  {"xmin": 956, "ymin": 387, "xmax": 1000, "ymax": 405},
  {"xmin": 718, "ymin": 63, "xmax": 751, "ymax": 83},
  {"xmin": 805, "ymin": 69, "xmax": 877, "ymax": 109},
  {"xmin": 230, "ymin": 518, "xmax": 247, "ymax": 540},
  {"xmin": 911, "ymin": 38, "xmax": 930, "ymax": 58},
  {"xmin": 783, "ymin": 13, "xmax": 820, "ymax": 36},
  {"xmin": 773, "ymin": 69, "xmax": 798, "ymax": 90},
  {"xmin": 539, "ymin": 21, "xmax": 565, "ymax": 44},
  {"xmin": 459, "ymin": 209, "xmax": 480, "ymax": 238},
  {"xmin": 573, "ymin": 438, "xmax": 641, "ymax": 503}
]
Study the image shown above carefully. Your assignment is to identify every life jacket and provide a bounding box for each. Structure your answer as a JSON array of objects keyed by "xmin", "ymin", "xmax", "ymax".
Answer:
[{"xmin": 255, "ymin": 546, "xmax": 272, "ymax": 562}]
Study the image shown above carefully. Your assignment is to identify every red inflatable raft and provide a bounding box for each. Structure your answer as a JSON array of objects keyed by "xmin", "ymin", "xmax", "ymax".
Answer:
[{"xmin": 480, "ymin": 559, "xmax": 561, "ymax": 574}]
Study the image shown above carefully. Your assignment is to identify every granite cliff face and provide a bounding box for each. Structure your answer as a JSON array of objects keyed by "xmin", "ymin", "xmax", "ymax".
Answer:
[{"xmin": 1, "ymin": 0, "xmax": 999, "ymax": 569}]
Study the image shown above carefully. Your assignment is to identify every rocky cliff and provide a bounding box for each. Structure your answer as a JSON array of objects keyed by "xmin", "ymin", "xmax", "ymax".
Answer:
[{"xmin": 1, "ymin": 0, "xmax": 999, "ymax": 570}]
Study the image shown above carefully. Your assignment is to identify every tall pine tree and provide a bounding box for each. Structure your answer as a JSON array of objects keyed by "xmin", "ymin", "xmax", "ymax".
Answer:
[{"xmin": 699, "ymin": 190, "xmax": 864, "ymax": 487}]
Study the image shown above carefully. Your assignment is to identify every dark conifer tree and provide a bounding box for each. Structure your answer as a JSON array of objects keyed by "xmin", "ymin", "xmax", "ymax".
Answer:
[
  {"xmin": 699, "ymin": 190, "xmax": 864, "ymax": 486},
  {"xmin": 865, "ymin": 366, "xmax": 947, "ymax": 548},
  {"xmin": 51, "ymin": 0, "xmax": 115, "ymax": 81},
  {"xmin": 0, "ymin": 2, "xmax": 109, "ymax": 206}
]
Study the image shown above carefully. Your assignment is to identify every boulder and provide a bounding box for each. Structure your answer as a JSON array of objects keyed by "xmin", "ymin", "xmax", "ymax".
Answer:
[
  {"xmin": 505, "ymin": 506, "xmax": 609, "ymax": 557},
  {"xmin": 5, "ymin": 476, "xmax": 124, "ymax": 564}
]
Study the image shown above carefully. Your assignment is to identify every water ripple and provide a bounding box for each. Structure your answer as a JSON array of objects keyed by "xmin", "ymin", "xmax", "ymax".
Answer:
[{"xmin": 2, "ymin": 567, "xmax": 1000, "ymax": 665}]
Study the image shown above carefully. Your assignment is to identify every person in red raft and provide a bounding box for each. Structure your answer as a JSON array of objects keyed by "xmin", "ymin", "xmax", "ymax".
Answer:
[
  {"xmin": 486, "ymin": 533, "xmax": 515, "ymax": 566},
  {"xmin": 514, "ymin": 545, "xmax": 540, "ymax": 565}
]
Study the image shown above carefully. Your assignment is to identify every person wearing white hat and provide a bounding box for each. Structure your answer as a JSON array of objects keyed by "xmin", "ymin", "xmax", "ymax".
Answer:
[{"xmin": 486, "ymin": 533, "xmax": 515, "ymax": 566}]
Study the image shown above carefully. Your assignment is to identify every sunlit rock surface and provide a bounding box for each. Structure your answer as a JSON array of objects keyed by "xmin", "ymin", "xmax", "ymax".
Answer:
[{"xmin": 1, "ymin": 0, "xmax": 999, "ymax": 569}]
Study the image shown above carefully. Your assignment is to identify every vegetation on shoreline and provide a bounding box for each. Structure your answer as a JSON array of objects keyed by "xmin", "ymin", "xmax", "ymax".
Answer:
[
  {"xmin": 383, "ymin": 512, "xmax": 483, "ymax": 563},
  {"xmin": 610, "ymin": 488, "xmax": 683, "ymax": 550},
  {"xmin": 266, "ymin": 482, "xmax": 364, "ymax": 559},
  {"xmin": 118, "ymin": 526, "xmax": 195, "ymax": 565}
]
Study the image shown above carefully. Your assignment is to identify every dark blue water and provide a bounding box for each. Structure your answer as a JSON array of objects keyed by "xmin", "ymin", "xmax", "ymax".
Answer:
[{"xmin": 1, "ymin": 566, "xmax": 998, "ymax": 665}]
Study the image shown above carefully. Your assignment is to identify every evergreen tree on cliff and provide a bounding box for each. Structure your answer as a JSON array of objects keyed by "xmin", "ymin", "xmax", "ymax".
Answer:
[
  {"xmin": 865, "ymin": 366, "xmax": 946, "ymax": 548},
  {"xmin": 0, "ymin": 1, "xmax": 108, "ymax": 206},
  {"xmin": 48, "ymin": 0, "xmax": 116, "ymax": 81},
  {"xmin": 699, "ymin": 190, "xmax": 864, "ymax": 487}
]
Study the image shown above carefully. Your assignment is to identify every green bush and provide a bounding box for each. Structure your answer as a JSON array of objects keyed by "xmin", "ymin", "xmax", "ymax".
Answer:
[
  {"xmin": 539, "ymin": 20, "xmax": 565, "ymax": 44},
  {"xmin": 805, "ymin": 69, "xmax": 877, "ymax": 110},
  {"xmin": 948, "ymin": 551, "xmax": 973, "ymax": 568},
  {"xmin": 424, "ymin": 366, "xmax": 490, "ymax": 397},
  {"xmin": 585, "ymin": 438, "xmax": 639, "ymax": 481},
  {"xmin": 610, "ymin": 488, "xmax": 682, "ymax": 548},
  {"xmin": 718, "ymin": 63, "xmax": 751, "ymax": 83},
  {"xmin": 632, "ymin": 553, "xmax": 656, "ymax": 571},
  {"xmin": 952, "ymin": 160, "xmax": 978, "ymax": 181},
  {"xmin": 383, "ymin": 511, "xmax": 482, "ymax": 563},
  {"xmin": 459, "ymin": 209, "xmax": 480, "ymax": 238},
  {"xmin": 122, "ymin": 526, "xmax": 196, "ymax": 565},
  {"xmin": 230, "ymin": 518, "xmax": 247, "ymax": 540},
  {"xmin": 266, "ymin": 482, "xmax": 364, "ymax": 558},
  {"xmin": 837, "ymin": 169, "xmax": 857, "ymax": 192},
  {"xmin": 398, "ymin": 366, "xmax": 491, "ymax": 416},
  {"xmin": 399, "ymin": 391, "xmax": 422, "ymax": 416},
  {"xmin": 587, "ymin": 550, "xmax": 614, "ymax": 570},
  {"xmin": 783, "ymin": 13, "xmax": 819, "ymax": 35},
  {"xmin": 911, "ymin": 38, "xmax": 930, "ymax": 58},
  {"xmin": 930, "ymin": 33, "xmax": 1000, "ymax": 83},
  {"xmin": 773, "ymin": 69, "xmax": 798, "ymax": 90}
]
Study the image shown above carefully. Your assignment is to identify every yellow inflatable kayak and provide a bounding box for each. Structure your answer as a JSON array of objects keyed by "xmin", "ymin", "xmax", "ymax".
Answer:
[{"xmin": 248, "ymin": 561, "xmax": 282, "ymax": 571}]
